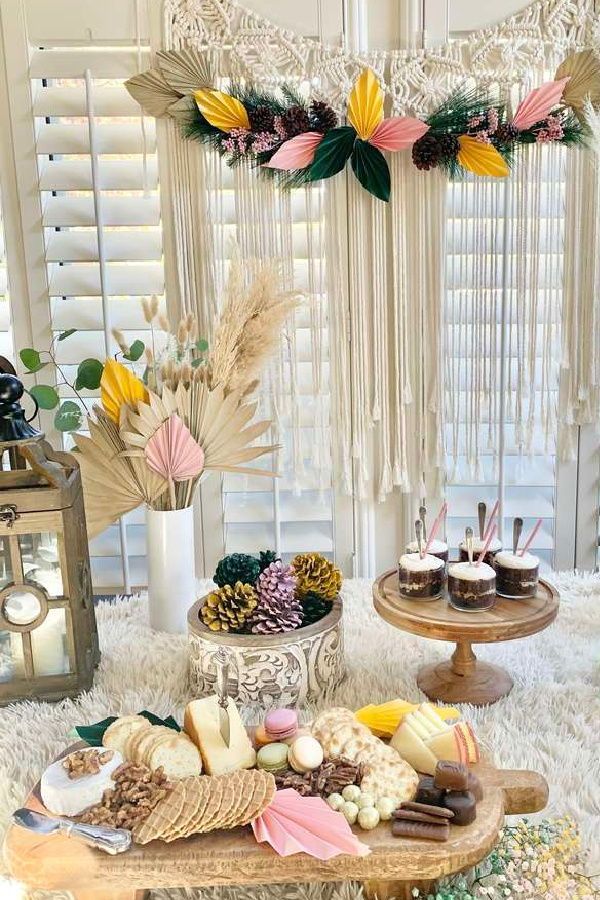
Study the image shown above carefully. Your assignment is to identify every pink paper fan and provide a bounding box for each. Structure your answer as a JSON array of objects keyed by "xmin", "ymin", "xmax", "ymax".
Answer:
[
  {"xmin": 145, "ymin": 414, "xmax": 205, "ymax": 482},
  {"xmin": 370, "ymin": 117, "xmax": 429, "ymax": 151},
  {"xmin": 265, "ymin": 132, "xmax": 324, "ymax": 170},
  {"xmin": 511, "ymin": 77, "xmax": 570, "ymax": 130},
  {"xmin": 251, "ymin": 789, "xmax": 370, "ymax": 860}
]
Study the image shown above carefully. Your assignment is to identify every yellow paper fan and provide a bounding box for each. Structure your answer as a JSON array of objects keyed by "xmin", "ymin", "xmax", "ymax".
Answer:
[
  {"xmin": 194, "ymin": 88, "xmax": 250, "ymax": 131},
  {"xmin": 555, "ymin": 49, "xmax": 600, "ymax": 113},
  {"xmin": 355, "ymin": 699, "xmax": 459, "ymax": 738},
  {"xmin": 347, "ymin": 68, "xmax": 384, "ymax": 141},
  {"xmin": 457, "ymin": 135, "xmax": 509, "ymax": 178},
  {"xmin": 101, "ymin": 359, "xmax": 149, "ymax": 423}
]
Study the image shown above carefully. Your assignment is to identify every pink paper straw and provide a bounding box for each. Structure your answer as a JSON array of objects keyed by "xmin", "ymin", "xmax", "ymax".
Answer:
[
  {"xmin": 482, "ymin": 500, "xmax": 499, "ymax": 542},
  {"xmin": 424, "ymin": 501, "xmax": 448, "ymax": 556},
  {"xmin": 476, "ymin": 524, "xmax": 497, "ymax": 566},
  {"xmin": 519, "ymin": 518, "xmax": 543, "ymax": 556}
]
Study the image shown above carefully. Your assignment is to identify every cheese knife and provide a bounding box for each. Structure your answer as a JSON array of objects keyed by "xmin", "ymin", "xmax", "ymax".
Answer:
[
  {"xmin": 12, "ymin": 807, "xmax": 131, "ymax": 854},
  {"xmin": 215, "ymin": 646, "xmax": 231, "ymax": 747}
]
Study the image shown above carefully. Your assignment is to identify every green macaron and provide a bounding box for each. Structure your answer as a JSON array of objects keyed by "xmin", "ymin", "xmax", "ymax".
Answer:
[{"xmin": 256, "ymin": 742, "xmax": 289, "ymax": 773}]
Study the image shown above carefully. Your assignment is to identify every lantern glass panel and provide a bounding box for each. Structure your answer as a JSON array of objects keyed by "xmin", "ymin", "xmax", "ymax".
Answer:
[
  {"xmin": 3, "ymin": 588, "xmax": 42, "ymax": 625},
  {"xmin": 18, "ymin": 532, "xmax": 63, "ymax": 597},
  {"xmin": 0, "ymin": 537, "xmax": 13, "ymax": 590},
  {"xmin": 0, "ymin": 631, "xmax": 17, "ymax": 682},
  {"xmin": 31, "ymin": 608, "xmax": 70, "ymax": 676}
]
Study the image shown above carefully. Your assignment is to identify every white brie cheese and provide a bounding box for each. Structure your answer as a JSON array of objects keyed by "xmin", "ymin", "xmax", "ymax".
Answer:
[{"xmin": 41, "ymin": 748, "xmax": 123, "ymax": 817}]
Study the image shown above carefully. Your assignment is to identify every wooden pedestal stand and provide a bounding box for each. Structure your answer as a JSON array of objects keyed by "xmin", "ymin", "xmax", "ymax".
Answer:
[
  {"xmin": 373, "ymin": 569, "xmax": 559, "ymax": 706},
  {"xmin": 5, "ymin": 751, "xmax": 548, "ymax": 900}
]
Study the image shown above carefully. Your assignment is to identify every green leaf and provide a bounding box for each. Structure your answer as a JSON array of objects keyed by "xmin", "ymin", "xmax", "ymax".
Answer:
[
  {"xmin": 73, "ymin": 711, "xmax": 180, "ymax": 746},
  {"xmin": 123, "ymin": 339, "xmax": 145, "ymax": 362},
  {"xmin": 75, "ymin": 358, "xmax": 103, "ymax": 391},
  {"xmin": 54, "ymin": 401, "xmax": 83, "ymax": 432},
  {"xmin": 29, "ymin": 384, "xmax": 60, "ymax": 410},
  {"xmin": 19, "ymin": 348, "xmax": 47, "ymax": 373},
  {"xmin": 191, "ymin": 357, "xmax": 206, "ymax": 368},
  {"xmin": 351, "ymin": 140, "xmax": 391, "ymax": 202},
  {"xmin": 57, "ymin": 329, "xmax": 77, "ymax": 342},
  {"xmin": 195, "ymin": 338, "xmax": 209, "ymax": 352},
  {"xmin": 308, "ymin": 126, "xmax": 356, "ymax": 182}
]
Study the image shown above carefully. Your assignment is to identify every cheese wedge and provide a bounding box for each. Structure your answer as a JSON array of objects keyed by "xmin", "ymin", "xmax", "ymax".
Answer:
[
  {"xmin": 418, "ymin": 702, "xmax": 450, "ymax": 734},
  {"xmin": 404, "ymin": 712, "xmax": 432, "ymax": 741},
  {"xmin": 184, "ymin": 696, "xmax": 256, "ymax": 775},
  {"xmin": 456, "ymin": 721, "xmax": 480, "ymax": 763},
  {"xmin": 390, "ymin": 721, "xmax": 438, "ymax": 775},
  {"xmin": 426, "ymin": 724, "xmax": 469, "ymax": 764}
]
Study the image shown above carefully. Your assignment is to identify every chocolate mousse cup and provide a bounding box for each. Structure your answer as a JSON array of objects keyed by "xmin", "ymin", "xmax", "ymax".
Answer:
[
  {"xmin": 458, "ymin": 537, "xmax": 502, "ymax": 568},
  {"xmin": 447, "ymin": 561, "xmax": 496, "ymax": 612},
  {"xmin": 405, "ymin": 539, "xmax": 449, "ymax": 566},
  {"xmin": 398, "ymin": 553, "xmax": 446, "ymax": 601},
  {"xmin": 494, "ymin": 551, "xmax": 539, "ymax": 599}
]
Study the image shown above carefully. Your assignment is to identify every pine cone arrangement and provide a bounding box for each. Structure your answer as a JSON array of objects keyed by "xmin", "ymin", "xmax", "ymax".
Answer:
[
  {"xmin": 437, "ymin": 133, "xmax": 459, "ymax": 162},
  {"xmin": 310, "ymin": 100, "xmax": 338, "ymax": 132},
  {"xmin": 495, "ymin": 123, "xmax": 518, "ymax": 145},
  {"xmin": 301, "ymin": 592, "xmax": 333, "ymax": 626},
  {"xmin": 280, "ymin": 105, "xmax": 311, "ymax": 138},
  {"xmin": 214, "ymin": 553, "xmax": 261, "ymax": 588},
  {"xmin": 249, "ymin": 105, "xmax": 276, "ymax": 134},
  {"xmin": 411, "ymin": 133, "xmax": 443, "ymax": 171},
  {"xmin": 201, "ymin": 582, "xmax": 258, "ymax": 632},
  {"xmin": 247, "ymin": 561, "xmax": 303, "ymax": 634},
  {"xmin": 258, "ymin": 549, "xmax": 279, "ymax": 572},
  {"xmin": 291, "ymin": 553, "xmax": 342, "ymax": 600}
]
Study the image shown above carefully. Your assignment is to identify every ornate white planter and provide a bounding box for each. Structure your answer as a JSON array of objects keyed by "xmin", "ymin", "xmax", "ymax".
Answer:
[{"xmin": 187, "ymin": 596, "xmax": 344, "ymax": 708}]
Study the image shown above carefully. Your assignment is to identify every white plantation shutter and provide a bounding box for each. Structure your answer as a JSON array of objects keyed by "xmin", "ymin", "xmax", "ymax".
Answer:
[{"xmin": 0, "ymin": 193, "xmax": 14, "ymax": 362}]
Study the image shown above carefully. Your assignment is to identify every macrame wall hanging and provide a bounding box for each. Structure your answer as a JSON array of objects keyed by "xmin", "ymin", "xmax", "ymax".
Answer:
[{"xmin": 127, "ymin": 0, "xmax": 600, "ymax": 505}]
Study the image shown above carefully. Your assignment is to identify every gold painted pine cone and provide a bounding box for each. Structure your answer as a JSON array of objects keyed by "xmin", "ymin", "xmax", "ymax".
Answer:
[
  {"xmin": 201, "ymin": 582, "xmax": 258, "ymax": 632},
  {"xmin": 291, "ymin": 552, "xmax": 342, "ymax": 600}
]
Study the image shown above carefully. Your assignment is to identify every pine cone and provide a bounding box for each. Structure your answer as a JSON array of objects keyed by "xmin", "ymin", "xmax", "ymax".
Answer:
[
  {"xmin": 411, "ymin": 133, "xmax": 442, "ymax": 171},
  {"xmin": 248, "ymin": 105, "xmax": 276, "ymax": 134},
  {"xmin": 436, "ymin": 133, "xmax": 459, "ymax": 162},
  {"xmin": 310, "ymin": 100, "xmax": 338, "ymax": 133},
  {"xmin": 247, "ymin": 561, "xmax": 303, "ymax": 634},
  {"xmin": 495, "ymin": 123, "xmax": 518, "ymax": 145},
  {"xmin": 214, "ymin": 553, "xmax": 260, "ymax": 588},
  {"xmin": 258, "ymin": 549, "xmax": 279, "ymax": 572},
  {"xmin": 280, "ymin": 104, "xmax": 311, "ymax": 139},
  {"xmin": 201, "ymin": 582, "xmax": 258, "ymax": 632},
  {"xmin": 301, "ymin": 592, "xmax": 333, "ymax": 626},
  {"xmin": 291, "ymin": 553, "xmax": 342, "ymax": 600}
]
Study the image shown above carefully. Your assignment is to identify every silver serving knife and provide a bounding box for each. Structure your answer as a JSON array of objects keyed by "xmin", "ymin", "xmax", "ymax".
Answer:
[
  {"xmin": 215, "ymin": 646, "xmax": 231, "ymax": 747},
  {"xmin": 513, "ymin": 517, "xmax": 523, "ymax": 554},
  {"xmin": 12, "ymin": 808, "xmax": 131, "ymax": 855}
]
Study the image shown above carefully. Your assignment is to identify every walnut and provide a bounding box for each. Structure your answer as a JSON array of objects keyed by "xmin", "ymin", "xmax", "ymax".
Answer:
[
  {"xmin": 78, "ymin": 760, "xmax": 173, "ymax": 830},
  {"xmin": 62, "ymin": 749, "xmax": 115, "ymax": 780}
]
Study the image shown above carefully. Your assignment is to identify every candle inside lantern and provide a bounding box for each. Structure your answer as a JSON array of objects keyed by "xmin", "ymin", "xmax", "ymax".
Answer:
[{"xmin": 5, "ymin": 591, "xmax": 68, "ymax": 677}]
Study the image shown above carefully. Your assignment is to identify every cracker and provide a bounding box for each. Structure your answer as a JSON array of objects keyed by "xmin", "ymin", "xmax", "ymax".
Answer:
[
  {"xmin": 360, "ymin": 758, "xmax": 419, "ymax": 806},
  {"xmin": 214, "ymin": 770, "xmax": 245, "ymax": 830}
]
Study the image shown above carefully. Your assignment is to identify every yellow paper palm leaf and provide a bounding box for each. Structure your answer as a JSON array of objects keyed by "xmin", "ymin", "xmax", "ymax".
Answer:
[
  {"xmin": 347, "ymin": 68, "xmax": 384, "ymax": 140},
  {"xmin": 355, "ymin": 699, "xmax": 460, "ymax": 737},
  {"xmin": 194, "ymin": 88, "xmax": 250, "ymax": 131},
  {"xmin": 101, "ymin": 359, "xmax": 149, "ymax": 423},
  {"xmin": 457, "ymin": 135, "xmax": 509, "ymax": 178}
]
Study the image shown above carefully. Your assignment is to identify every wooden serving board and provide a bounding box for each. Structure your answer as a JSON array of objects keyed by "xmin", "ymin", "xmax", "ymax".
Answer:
[{"xmin": 4, "ymin": 746, "xmax": 548, "ymax": 900}]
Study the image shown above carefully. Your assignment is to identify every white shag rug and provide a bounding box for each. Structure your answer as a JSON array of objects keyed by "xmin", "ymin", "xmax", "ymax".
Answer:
[{"xmin": 1, "ymin": 573, "xmax": 599, "ymax": 899}]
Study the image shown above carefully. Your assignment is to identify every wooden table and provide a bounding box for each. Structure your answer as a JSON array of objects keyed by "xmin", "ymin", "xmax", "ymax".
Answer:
[
  {"xmin": 4, "ymin": 751, "xmax": 548, "ymax": 900},
  {"xmin": 373, "ymin": 569, "xmax": 559, "ymax": 706}
]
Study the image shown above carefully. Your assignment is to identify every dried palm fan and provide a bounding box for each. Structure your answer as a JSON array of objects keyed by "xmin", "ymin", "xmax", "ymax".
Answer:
[{"xmin": 555, "ymin": 49, "xmax": 600, "ymax": 116}]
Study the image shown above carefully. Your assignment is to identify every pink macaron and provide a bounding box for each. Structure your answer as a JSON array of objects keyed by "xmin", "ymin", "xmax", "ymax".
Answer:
[{"xmin": 264, "ymin": 708, "xmax": 298, "ymax": 742}]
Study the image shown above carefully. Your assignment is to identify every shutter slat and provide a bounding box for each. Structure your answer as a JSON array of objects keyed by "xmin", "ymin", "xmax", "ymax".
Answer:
[
  {"xmin": 52, "ymin": 295, "xmax": 166, "ymax": 330},
  {"xmin": 49, "ymin": 261, "xmax": 164, "ymax": 297},
  {"xmin": 46, "ymin": 229, "xmax": 162, "ymax": 262},
  {"xmin": 224, "ymin": 491, "xmax": 332, "ymax": 524},
  {"xmin": 43, "ymin": 195, "xmax": 160, "ymax": 227},
  {"xmin": 36, "ymin": 122, "xmax": 156, "ymax": 155},
  {"xmin": 226, "ymin": 522, "xmax": 333, "ymax": 555},
  {"xmin": 40, "ymin": 158, "xmax": 158, "ymax": 191},
  {"xmin": 29, "ymin": 47, "xmax": 151, "ymax": 79},
  {"xmin": 33, "ymin": 84, "xmax": 140, "ymax": 117}
]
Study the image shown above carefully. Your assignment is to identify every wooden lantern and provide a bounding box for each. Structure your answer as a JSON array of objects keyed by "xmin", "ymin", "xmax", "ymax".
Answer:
[{"xmin": 0, "ymin": 374, "xmax": 99, "ymax": 704}]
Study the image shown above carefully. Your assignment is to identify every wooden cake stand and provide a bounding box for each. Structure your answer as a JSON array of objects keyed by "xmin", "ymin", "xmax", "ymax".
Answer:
[
  {"xmin": 373, "ymin": 569, "xmax": 559, "ymax": 706},
  {"xmin": 4, "ymin": 746, "xmax": 548, "ymax": 900}
]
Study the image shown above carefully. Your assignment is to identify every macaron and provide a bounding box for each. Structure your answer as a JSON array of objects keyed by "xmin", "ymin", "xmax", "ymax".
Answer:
[
  {"xmin": 264, "ymin": 708, "xmax": 298, "ymax": 742},
  {"xmin": 256, "ymin": 742, "xmax": 289, "ymax": 774},
  {"xmin": 253, "ymin": 724, "xmax": 272, "ymax": 748},
  {"xmin": 287, "ymin": 735, "xmax": 324, "ymax": 774}
]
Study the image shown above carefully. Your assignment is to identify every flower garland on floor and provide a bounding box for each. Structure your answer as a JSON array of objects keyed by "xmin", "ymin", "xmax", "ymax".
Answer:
[{"xmin": 126, "ymin": 48, "xmax": 600, "ymax": 201}]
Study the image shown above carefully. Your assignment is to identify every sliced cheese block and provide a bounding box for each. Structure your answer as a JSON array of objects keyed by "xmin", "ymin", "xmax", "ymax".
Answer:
[
  {"xmin": 390, "ymin": 721, "xmax": 439, "ymax": 775},
  {"xmin": 148, "ymin": 733, "xmax": 203, "ymax": 779},
  {"xmin": 184, "ymin": 696, "xmax": 256, "ymax": 775},
  {"xmin": 103, "ymin": 715, "xmax": 150, "ymax": 756},
  {"xmin": 456, "ymin": 721, "xmax": 480, "ymax": 763},
  {"xmin": 404, "ymin": 712, "xmax": 434, "ymax": 741},
  {"xmin": 41, "ymin": 749, "xmax": 124, "ymax": 817},
  {"xmin": 426, "ymin": 725, "xmax": 469, "ymax": 764},
  {"xmin": 418, "ymin": 703, "xmax": 450, "ymax": 734}
]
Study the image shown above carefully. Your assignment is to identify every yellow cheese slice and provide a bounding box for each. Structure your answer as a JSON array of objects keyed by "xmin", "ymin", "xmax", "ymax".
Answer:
[
  {"xmin": 184, "ymin": 696, "xmax": 256, "ymax": 776},
  {"xmin": 390, "ymin": 721, "xmax": 439, "ymax": 775}
]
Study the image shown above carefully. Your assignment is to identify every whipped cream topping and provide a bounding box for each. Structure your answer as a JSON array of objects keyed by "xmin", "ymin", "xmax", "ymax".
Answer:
[
  {"xmin": 399, "ymin": 552, "xmax": 445, "ymax": 572},
  {"xmin": 406, "ymin": 539, "xmax": 448, "ymax": 554},
  {"xmin": 495, "ymin": 550, "xmax": 539, "ymax": 570},
  {"xmin": 448, "ymin": 561, "xmax": 496, "ymax": 581},
  {"xmin": 459, "ymin": 537, "xmax": 502, "ymax": 553}
]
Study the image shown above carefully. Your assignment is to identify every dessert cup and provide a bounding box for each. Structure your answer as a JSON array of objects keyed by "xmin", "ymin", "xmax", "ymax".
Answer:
[
  {"xmin": 397, "ymin": 553, "xmax": 446, "ymax": 601},
  {"xmin": 458, "ymin": 536, "xmax": 502, "ymax": 567},
  {"xmin": 494, "ymin": 550, "xmax": 539, "ymax": 598},
  {"xmin": 405, "ymin": 539, "xmax": 449, "ymax": 566},
  {"xmin": 447, "ymin": 561, "xmax": 496, "ymax": 612}
]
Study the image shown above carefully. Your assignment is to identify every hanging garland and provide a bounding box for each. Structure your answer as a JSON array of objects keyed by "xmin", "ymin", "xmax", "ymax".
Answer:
[{"xmin": 126, "ymin": 50, "xmax": 600, "ymax": 201}]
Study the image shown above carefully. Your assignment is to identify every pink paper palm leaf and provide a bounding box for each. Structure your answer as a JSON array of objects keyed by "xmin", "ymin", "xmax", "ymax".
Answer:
[
  {"xmin": 145, "ymin": 414, "xmax": 205, "ymax": 508},
  {"xmin": 511, "ymin": 77, "xmax": 570, "ymax": 130}
]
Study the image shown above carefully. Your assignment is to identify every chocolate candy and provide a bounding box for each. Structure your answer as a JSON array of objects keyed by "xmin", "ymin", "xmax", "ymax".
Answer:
[
  {"xmin": 444, "ymin": 790, "xmax": 477, "ymax": 825},
  {"xmin": 434, "ymin": 760, "xmax": 469, "ymax": 791},
  {"xmin": 393, "ymin": 809, "xmax": 450, "ymax": 825},
  {"xmin": 398, "ymin": 801, "xmax": 454, "ymax": 819},
  {"xmin": 415, "ymin": 775, "xmax": 445, "ymax": 807},
  {"xmin": 392, "ymin": 818, "xmax": 449, "ymax": 842},
  {"xmin": 467, "ymin": 772, "xmax": 483, "ymax": 802}
]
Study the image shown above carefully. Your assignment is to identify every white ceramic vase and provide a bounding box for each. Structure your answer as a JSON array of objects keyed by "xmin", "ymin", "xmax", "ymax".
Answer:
[{"xmin": 146, "ymin": 505, "xmax": 196, "ymax": 634}]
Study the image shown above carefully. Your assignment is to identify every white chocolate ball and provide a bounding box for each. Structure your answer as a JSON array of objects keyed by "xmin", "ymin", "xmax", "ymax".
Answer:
[
  {"xmin": 376, "ymin": 797, "xmax": 395, "ymax": 821},
  {"xmin": 357, "ymin": 793, "xmax": 376, "ymax": 809},
  {"xmin": 342, "ymin": 784, "xmax": 362, "ymax": 803},
  {"xmin": 326, "ymin": 792, "xmax": 344, "ymax": 811},
  {"xmin": 358, "ymin": 807, "xmax": 380, "ymax": 830},
  {"xmin": 341, "ymin": 800, "xmax": 359, "ymax": 825}
]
